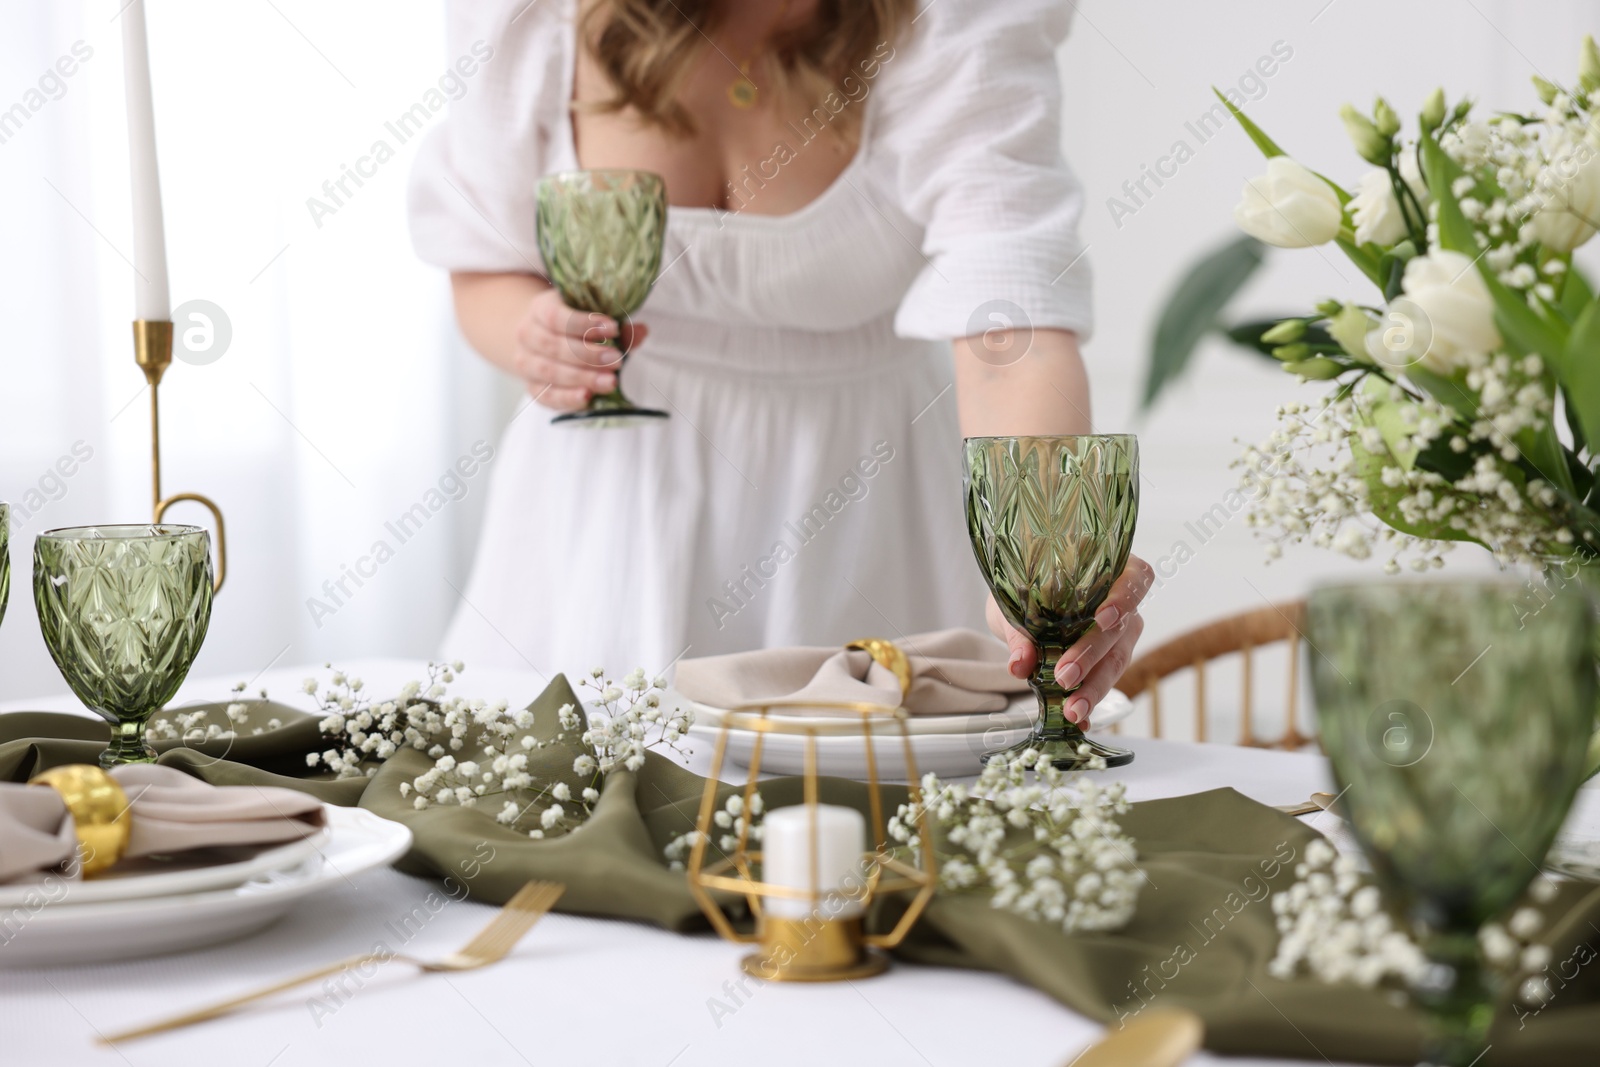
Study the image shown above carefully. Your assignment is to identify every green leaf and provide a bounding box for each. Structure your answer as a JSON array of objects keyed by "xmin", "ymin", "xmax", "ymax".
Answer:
[
  {"xmin": 1336, "ymin": 236, "xmax": 1386, "ymax": 289},
  {"xmin": 1355, "ymin": 377, "xmax": 1418, "ymax": 470},
  {"xmin": 1517, "ymin": 422, "xmax": 1578, "ymax": 499},
  {"xmin": 1407, "ymin": 365, "xmax": 1479, "ymax": 422},
  {"xmin": 1556, "ymin": 299, "xmax": 1600, "ymax": 457},
  {"xmin": 1350, "ymin": 437, "xmax": 1483, "ymax": 544},
  {"xmin": 1414, "ymin": 433, "xmax": 1477, "ymax": 483},
  {"xmin": 1143, "ymin": 235, "xmax": 1266, "ymax": 409},
  {"xmin": 1213, "ymin": 87, "xmax": 1285, "ymax": 159},
  {"xmin": 1558, "ymin": 264, "xmax": 1592, "ymax": 323},
  {"xmin": 1211, "ymin": 89, "xmax": 1353, "ymax": 203}
]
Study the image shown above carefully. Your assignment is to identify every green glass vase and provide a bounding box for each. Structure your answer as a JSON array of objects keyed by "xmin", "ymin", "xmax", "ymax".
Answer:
[
  {"xmin": 33, "ymin": 524, "xmax": 214, "ymax": 767},
  {"xmin": 963, "ymin": 435, "xmax": 1139, "ymax": 770},
  {"xmin": 1307, "ymin": 579, "xmax": 1596, "ymax": 1067},
  {"xmin": 536, "ymin": 168, "xmax": 669, "ymax": 427}
]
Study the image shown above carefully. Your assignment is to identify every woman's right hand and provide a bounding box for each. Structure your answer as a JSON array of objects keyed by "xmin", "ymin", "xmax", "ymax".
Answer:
[{"xmin": 513, "ymin": 287, "xmax": 650, "ymax": 411}]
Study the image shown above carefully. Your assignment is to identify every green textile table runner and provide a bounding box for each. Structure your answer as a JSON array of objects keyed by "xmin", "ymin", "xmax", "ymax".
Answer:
[{"xmin": 4, "ymin": 677, "xmax": 1598, "ymax": 1065}]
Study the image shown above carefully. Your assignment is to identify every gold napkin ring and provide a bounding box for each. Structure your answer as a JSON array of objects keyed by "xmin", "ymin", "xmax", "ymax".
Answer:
[
  {"xmin": 845, "ymin": 638, "xmax": 913, "ymax": 704},
  {"xmin": 28, "ymin": 765, "xmax": 133, "ymax": 878}
]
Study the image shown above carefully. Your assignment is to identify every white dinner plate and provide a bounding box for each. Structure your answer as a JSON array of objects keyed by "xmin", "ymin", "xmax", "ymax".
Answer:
[
  {"xmin": 683, "ymin": 689, "xmax": 1133, "ymax": 779},
  {"xmin": 0, "ymin": 828, "xmax": 331, "ymax": 909},
  {"xmin": 0, "ymin": 805, "xmax": 412, "ymax": 967}
]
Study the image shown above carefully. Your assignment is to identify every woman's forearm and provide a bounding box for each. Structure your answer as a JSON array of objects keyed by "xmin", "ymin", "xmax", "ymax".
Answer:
[
  {"xmin": 952, "ymin": 328, "xmax": 1092, "ymax": 438},
  {"xmin": 450, "ymin": 271, "xmax": 552, "ymax": 376}
]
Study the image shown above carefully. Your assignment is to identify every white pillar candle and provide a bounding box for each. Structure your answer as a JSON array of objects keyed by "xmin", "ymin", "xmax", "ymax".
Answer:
[
  {"xmin": 122, "ymin": 0, "xmax": 171, "ymax": 321},
  {"xmin": 761, "ymin": 804, "xmax": 867, "ymax": 921}
]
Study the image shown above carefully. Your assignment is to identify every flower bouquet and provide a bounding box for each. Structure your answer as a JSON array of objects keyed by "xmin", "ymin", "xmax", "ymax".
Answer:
[
  {"xmin": 1224, "ymin": 40, "xmax": 1600, "ymax": 582},
  {"xmin": 1179, "ymin": 38, "xmax": 1600, "ymax": 774}
]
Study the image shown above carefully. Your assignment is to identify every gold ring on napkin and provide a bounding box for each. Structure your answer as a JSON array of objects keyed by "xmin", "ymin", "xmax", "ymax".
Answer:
[
  {"xmin": 29, "ymin": 765, "xmax": 133, "ymax": 877},
  {"xmin": 844, "ymin": 638, "xmax": 913, "ymax": 704}
]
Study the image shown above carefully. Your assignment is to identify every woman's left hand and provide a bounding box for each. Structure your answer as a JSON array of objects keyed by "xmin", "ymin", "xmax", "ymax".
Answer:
[{"xmin": 986, "ymin": 555, "xmax": 1154, "ymax": 727}]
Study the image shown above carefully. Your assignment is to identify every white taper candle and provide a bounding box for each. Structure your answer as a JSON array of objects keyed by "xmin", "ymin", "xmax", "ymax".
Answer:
[
  {"xmin": 761, "ymin": 804, "xmax": 867, "ymax": 921},
  {"xmin": 122, "ymin": 0, "xmax": 170, "ymax": 320}
]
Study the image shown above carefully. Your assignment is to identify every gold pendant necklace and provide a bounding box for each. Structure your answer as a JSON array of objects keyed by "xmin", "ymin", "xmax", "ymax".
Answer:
[
  {"xmin": 728, "ymin": 62, "xmax": 758, "ymax": 109},
  {"xmin": 726, "ymin": 0, "xmax": 790, "ymax": 110}
]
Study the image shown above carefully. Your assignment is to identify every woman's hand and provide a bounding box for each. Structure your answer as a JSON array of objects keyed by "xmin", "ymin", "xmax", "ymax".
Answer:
[
  {"xmin": 986, "ymin": 555, "xmax": 1154, "ymax": 726},
  {"xmin": 513, "ymin": 288, "xmax": 649, "ymax": 412}
]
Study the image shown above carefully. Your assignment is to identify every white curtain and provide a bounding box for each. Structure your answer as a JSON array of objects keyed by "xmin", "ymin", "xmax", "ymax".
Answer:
[{"xmin": 0, "ymin": 0, "xmax": 515, "ymax": 700}]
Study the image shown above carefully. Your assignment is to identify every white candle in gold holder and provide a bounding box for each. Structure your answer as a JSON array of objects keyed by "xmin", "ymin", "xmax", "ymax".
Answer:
[
  {"xmin": 686, "ymin": 638, "xmax": 939, "ymax": 983},
  {"xmin": 761, "ymin": 804, "xmax": 866, "ymax": 921}
]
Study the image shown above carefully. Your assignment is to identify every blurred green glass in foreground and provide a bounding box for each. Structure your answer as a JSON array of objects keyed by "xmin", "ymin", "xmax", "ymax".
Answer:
[{"xmin": 1309, "ymin": 579, "xmax": 1595, "ymax": 1066}]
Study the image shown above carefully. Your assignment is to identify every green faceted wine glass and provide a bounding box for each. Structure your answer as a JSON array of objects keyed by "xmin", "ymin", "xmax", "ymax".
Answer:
[
  {"xmin": 33, "ymin": 525, "xmax": 214, "ymax": 767},
  {"xmin": 1308, "ymin": 579, "xmax": 1595, "ymax": 1067},
  {"xmin": 963, "ymin": 435, "xmax": 1139, "ymax": 770},
  {"xmin": 536, "ymin": 168, "xmax": 669, "ymax": 427}
]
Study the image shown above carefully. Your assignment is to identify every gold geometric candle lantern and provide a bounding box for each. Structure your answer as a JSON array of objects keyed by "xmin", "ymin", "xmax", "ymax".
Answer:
[{"xmin": 686, "ymin": 639, "xmax": 938, "ymax": 982}]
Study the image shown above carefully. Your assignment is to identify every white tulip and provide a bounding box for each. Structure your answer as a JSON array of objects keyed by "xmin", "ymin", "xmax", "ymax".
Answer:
[
  {"xmin": 1350, "ymin": 171, "xmax": 1407, "ymax": 246},
  {"xmin": 1349, "ymin": 149, "xmax": 1429, "ymax": 247},
  {"xmin": 1531, "ymin": 139, "xmax": 1600, "ymax": 252},
  {"xmin": 1364, "ymin": 249, "xmax": 1500, "ymax": 373},
  {"xmin": 1233, "ymin": 158, "xmax": 1343, "ymax": 248}
]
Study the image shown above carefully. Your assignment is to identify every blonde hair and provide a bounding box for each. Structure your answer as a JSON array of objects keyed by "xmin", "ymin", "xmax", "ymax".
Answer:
[{"xmin": 578, "ymin": 0, "xmax": 915, "ymax": 142}]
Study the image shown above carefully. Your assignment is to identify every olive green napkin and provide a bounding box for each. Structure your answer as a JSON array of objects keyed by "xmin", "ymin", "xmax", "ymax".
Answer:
[{"xmin": 4, "ymin": 682, "xmax": 1598, "ymax": 1065}]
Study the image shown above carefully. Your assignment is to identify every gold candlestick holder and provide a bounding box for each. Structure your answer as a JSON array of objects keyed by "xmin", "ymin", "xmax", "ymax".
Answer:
[
  {"xmin": 133, "ymin": 320, "xmax": 227, "ymax": 592},
  {"xmin": 686, "ymin": 638, "xmax": 937, "ymax": 982}
]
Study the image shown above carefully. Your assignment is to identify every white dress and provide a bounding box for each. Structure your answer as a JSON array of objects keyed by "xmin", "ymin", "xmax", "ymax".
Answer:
[{"xmin": 408, "ymin": 0, "xmax": 1094, "ymax": 677}]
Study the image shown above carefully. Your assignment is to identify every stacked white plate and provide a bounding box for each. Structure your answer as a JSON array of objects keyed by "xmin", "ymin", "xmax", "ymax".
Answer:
[
  {"xmin": 682, "ymin": 690, "xmax": 1134, "ymax": 779},
  {"xmin": 0, "ymin": 805, "xmax": 412, "ymax": 966}
]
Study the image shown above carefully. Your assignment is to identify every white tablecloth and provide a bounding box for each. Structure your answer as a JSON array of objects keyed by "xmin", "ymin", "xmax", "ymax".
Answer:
[{"xmin": 5, "ymin": 659, "xmax": 1598, "ymax": 1067}]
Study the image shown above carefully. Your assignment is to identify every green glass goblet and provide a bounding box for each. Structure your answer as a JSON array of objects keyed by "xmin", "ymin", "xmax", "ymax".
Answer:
[
  {"xmin": 33, "ymin": 524, "xmax": 214, "ymax": 768},
  {"xmin": 536, "ymin": 168, "xmax": 669, "ymax": 427},
  {"xmin": 0, "ymin": 503, "xmax": 10, "ymax": 629},
  {"xmin": 1307, "ymin": 579, "xmax": 1596, "ymax": 1067},
  {"xmin": 963, "ymin": 435, "xmax": 1140, "ymax": 770}
]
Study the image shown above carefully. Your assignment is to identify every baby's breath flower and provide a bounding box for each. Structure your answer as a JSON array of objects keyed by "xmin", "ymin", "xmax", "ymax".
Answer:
[
  {"xmin": 887, "ymin": 750, "xmax": 1138, "ymax": 934},
  {"xmin": 306, "ymin": 663, "xmax": 689, "ymax": 842}
]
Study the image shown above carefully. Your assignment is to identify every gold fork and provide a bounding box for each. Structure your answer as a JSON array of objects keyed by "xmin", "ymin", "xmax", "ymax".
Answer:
[{"xmin": 101, "ymin": 880, "xmax": 565, "ymax": 1044}]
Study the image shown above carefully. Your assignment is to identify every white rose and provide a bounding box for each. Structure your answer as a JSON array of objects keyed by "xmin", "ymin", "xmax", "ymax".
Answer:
[
  {"xmin": 1233, "ymin": 158, "xmax": 1343, "ymax": 248},
  {"xmin": 1364, "ymin": 249, "xmax": 1500, "ymax": 373},
  {"xmin": 1349, "ymin": 150, "xmax": 1429, "ymax": 247},
  {"xmin": 1531, "ymin": 140, "xmax": 1600, "ymax": 252}
]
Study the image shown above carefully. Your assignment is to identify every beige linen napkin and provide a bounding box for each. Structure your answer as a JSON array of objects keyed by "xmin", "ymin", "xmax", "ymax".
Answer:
[
  {"xmin": 0, "ymin": 764, "xmax": 326, "ymax": 883},
  {"xmin": 673, "ymin": 628, "xmax": 1029, "ymax": 715}
]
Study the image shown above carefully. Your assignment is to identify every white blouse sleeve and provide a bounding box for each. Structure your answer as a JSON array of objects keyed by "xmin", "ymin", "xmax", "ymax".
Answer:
[
  {"xmin": 407, "ymin": 0, "xmax": 569, "ymax": 274},
  {"xmin": 871, "ymin": 0, "xmax": 1093, "ymax": 342}
]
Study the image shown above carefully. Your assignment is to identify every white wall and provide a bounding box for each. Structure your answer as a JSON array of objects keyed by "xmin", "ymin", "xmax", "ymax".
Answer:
[{"xmin": 1, "ymin": 0, "xmax": 1594, "ymax": 708}]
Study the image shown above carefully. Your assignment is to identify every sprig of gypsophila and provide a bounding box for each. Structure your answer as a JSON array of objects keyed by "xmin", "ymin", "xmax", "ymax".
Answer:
[
  {"xmin": 888, "ymin": 746, "xmax": 1143, "ymax": 934},
  {"xmin": 300, "ymin": 664, "xmax": 693, "ymax": 841},
  {"xmin": 1270, "ymin": 837, "xmax": 1562, "ymax": 1009},
  {"xmin": 148, "ymin": 680, "xmax": 284, "ymax": 742},
  {"xmin": 663, "ymin": 790, "xmax": 765, "ymax": 871}
]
